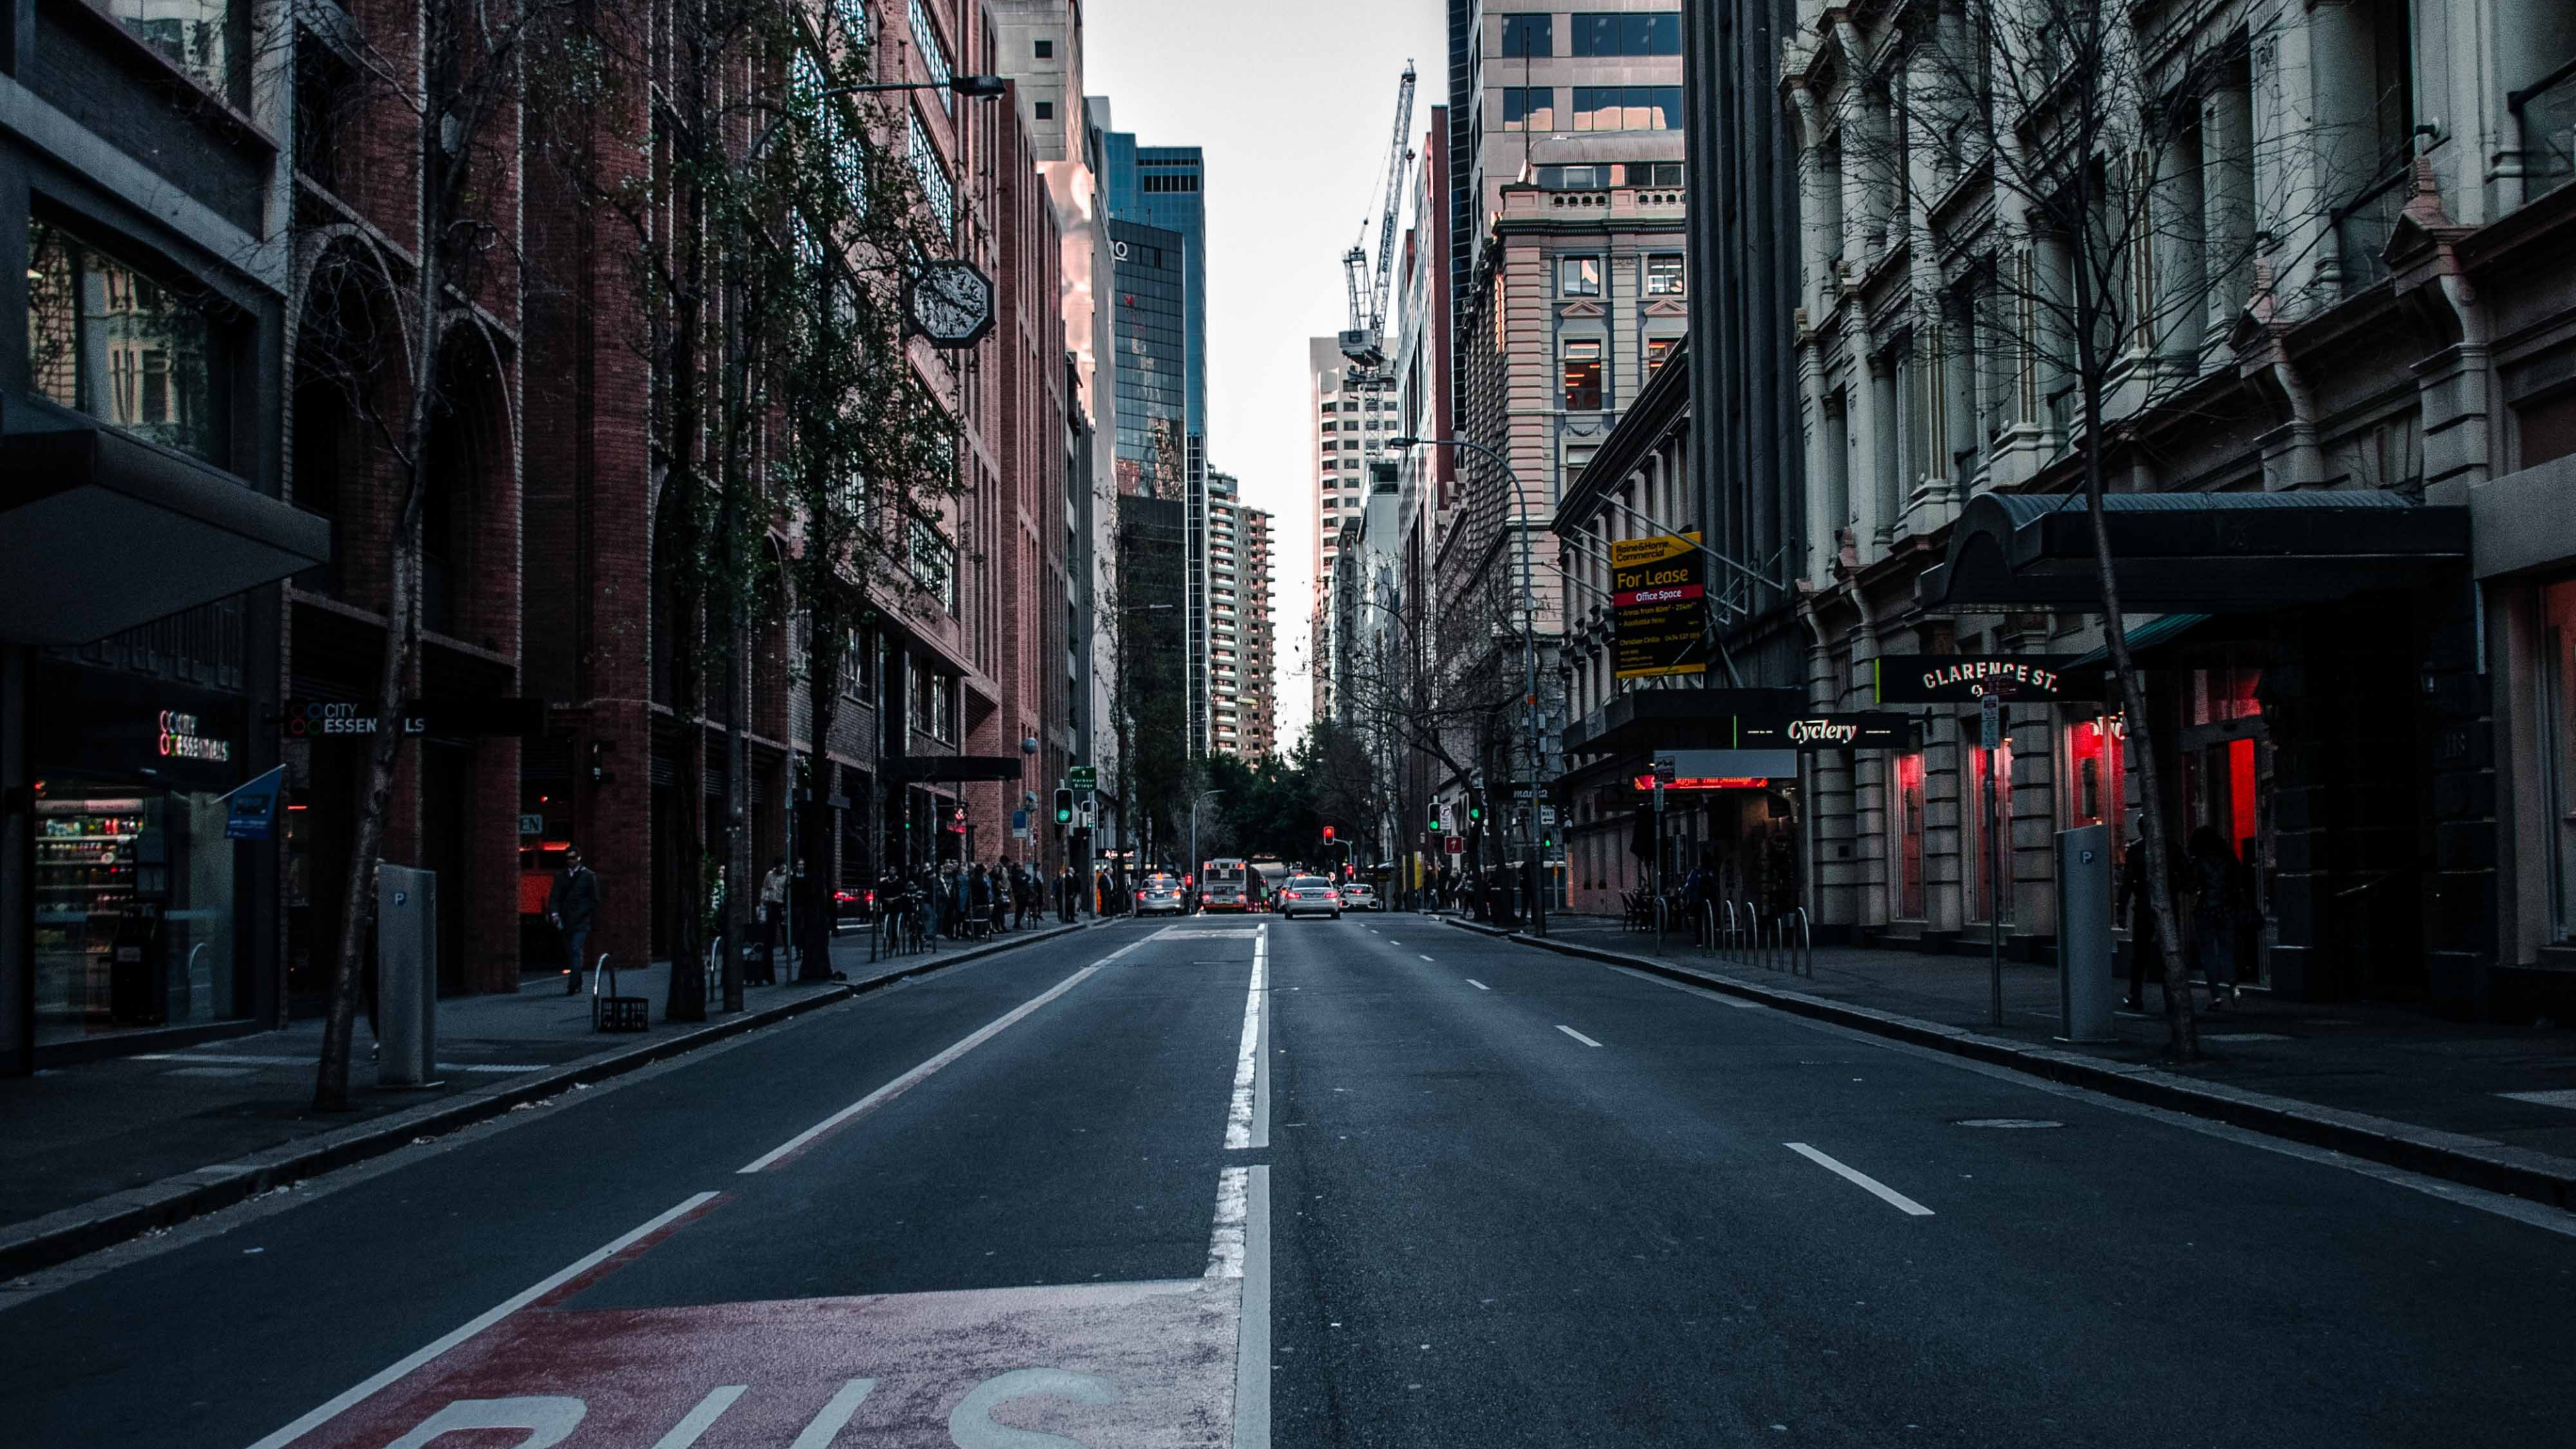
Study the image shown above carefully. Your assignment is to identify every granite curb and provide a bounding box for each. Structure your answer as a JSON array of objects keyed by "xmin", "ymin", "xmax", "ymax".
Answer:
[
  {"xmin": 1, "ymin": 918, "xmax": 1109, "ymax": 1281},
  {"xmin": 1441, "ymin": 916, "xmax": 2576, "ymax": 1214}
]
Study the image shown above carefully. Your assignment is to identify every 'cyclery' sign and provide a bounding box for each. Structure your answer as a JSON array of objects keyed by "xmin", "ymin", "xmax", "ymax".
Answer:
[
  {"xmin": 1873, "ymin": 656, "xmax": 2087, "ymax": 704},
  {"xmin": 1734, "ymin": 711, "xmax": 1912, "ymax": 750}
]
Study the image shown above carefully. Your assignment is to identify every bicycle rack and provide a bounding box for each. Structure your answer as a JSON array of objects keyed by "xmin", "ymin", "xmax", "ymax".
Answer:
[
  {"xmin": 1699, "ymin": 902, "xmax": 1717, "ymax": 957},
  {"xmin": 1652, "ymin": 897, "xmax": 1670, "ymax": 954},
  {"xmin": 1788, "ymin": 906, "xmax": 1813, "ymax": 976},
  {"xmin": 592, "ymin": 953, "xmax": 649, "ymax": 1032}
]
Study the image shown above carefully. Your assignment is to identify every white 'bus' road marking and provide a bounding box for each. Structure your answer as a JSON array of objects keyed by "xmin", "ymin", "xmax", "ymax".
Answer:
[
  {"xmin": 1785, "ymin": 1142, "xmax": 1936, "ymax": 1216},
  {"xmin": 1465, "ymin": 979, "xmax": 1490, "ymax": 991},
  {"xmin": 739, "ymin": 961, "xmax": 1110, "ymax": 1173},
  {"xmin": 1556, "ymin": 1025, "xmax": 1603, "ymax": 1048},
  {"xmin": 243, "ymin": 1192, "xmax": 721, "ymax": 1449},
  {"xmin": 1226, "ymin": 926, "xmax": 1269, "ymax": 1150}
]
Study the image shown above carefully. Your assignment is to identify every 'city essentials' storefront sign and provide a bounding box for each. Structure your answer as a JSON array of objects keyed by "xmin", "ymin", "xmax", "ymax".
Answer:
[
  {"xmin": 1610, "ymin": 533, "xmax": 1708, "ymax": 680},
  {"xmin": 1874, "ymin": 656, "xmax": 2087, "ymax": 703},
  {"xmin": 285, "ymin": 698, "xmax": 545, "ymax": 739},
  {"xmin": 158, "ymin": 710, "xmax": 232, "ymax": 762}
]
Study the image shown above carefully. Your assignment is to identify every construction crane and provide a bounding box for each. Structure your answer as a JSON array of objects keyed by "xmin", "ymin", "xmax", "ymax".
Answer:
[{"xmin": 1339, "ymin": 62, "xmax": 1417, "ymax": 375}]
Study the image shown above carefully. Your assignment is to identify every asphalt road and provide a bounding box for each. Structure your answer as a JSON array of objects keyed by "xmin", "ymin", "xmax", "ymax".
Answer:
[{"xmin": 5, "ymin": 912, "xmax": 2574, "ymax": 1447}]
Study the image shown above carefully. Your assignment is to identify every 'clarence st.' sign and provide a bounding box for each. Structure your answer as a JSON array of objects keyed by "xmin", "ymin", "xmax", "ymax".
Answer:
[{"xmin": 1873, "ymin": 656, "xmax": 2087, "ymax": 704}]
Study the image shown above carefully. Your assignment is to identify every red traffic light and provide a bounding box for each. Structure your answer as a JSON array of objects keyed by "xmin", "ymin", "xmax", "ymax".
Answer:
[{"xmin": 1322, "ymin": 825, "xmax": 1335, "ymax": 841}]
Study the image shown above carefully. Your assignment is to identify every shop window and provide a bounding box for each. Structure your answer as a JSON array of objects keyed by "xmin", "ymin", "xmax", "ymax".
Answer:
[
  {"xmin": 34, "ymin": 777, "xmax": 241, "ymax": 1045},
  {"xmin": 2540, "ymin": 582, "xmax": 2576, "ymax": 942},
  {"xmin": 1965, "ymin": 736, "xmax": 2016, "ymax": 923},
  {"xmin": 2190, "ymin": 665, "xmax": 2262, "ymax": 725},
  {"xmin": 1894, "ymin": 751, "xmax": 1926, "ymax": 918},
  {"xmin": 27, "ymin": 219, "xmax": 230, "ymax": 467},
  {"xmin": 2063, "ymin": 715, "xmax": 2127, "ymax": 829},
  {"xmin": 2516, "ymin": 387, "xmax": 2576, "ymax": 469}
]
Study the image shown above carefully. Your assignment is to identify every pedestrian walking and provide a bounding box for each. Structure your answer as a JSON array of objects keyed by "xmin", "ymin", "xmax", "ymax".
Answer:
[
  {"xmin": 2118, "ymin": 814, "xmax": 2178, "ymax": 1012},
  {"xmin": 1059, "ymin": 865, "xmax": 1077, "ymax": 923},
  {"xmin": 546, "ymin": 847, "xmax": 600, "ymax": 996},
  {"xmin": 2188, "ymin": 825, "xmax": 2243, "ymax": 1010},
  {"xmin": 756, "ymin": 859, "xmax": 790, "ymax": 984}
]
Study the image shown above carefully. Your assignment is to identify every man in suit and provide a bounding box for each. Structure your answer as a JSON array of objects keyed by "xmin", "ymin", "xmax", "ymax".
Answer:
[{"xmin": 547, "ymin": 847, "xmax": 600, "ymax": 996}]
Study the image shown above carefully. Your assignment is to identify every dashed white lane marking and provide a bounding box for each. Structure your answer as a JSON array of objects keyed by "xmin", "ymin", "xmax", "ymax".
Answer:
[
  {"xmin": 2500, "ymin": 1087, "xmax": 2576, "ymax": 1110},
  {"xmin": 1465, "ymin": 979, "xmax": 1490, "ymax": 991},
  {"xmin": 1556, "ymin": 1025, "xmax": 1603, "ymax": 1048},
  {"xmin": 1226, "ymin": 927, "xmax": 1269, "ymax": 1150},
  {"xmin": 1419, "ymin": 955, "xmax": 1435, "ymax": 963},
  {"xmin": 1785, "ymin": 1142, "xmax": 1935, "ymax": 1216},
  {"xmin": 1207, "ymin": 1167, "xmax": 1250, "ymax": 1280},
  {"xmin": 244, "ymin": 1192, "xmax": 721, "ymax": 1449},
  {"xmin": 739, "ymin": 961, "xmax": 1109, "ymax": 1173}
]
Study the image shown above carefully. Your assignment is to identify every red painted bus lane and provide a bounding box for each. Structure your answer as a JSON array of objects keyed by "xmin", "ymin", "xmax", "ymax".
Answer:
[{"xmin": 263, "ymin": 1277, "xmax": 1240, "ymax": 1448}]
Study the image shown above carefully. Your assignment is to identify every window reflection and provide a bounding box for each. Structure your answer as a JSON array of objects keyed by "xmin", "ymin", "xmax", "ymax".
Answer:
[
  {"xmin": 28, "ymin": 221, "xmax": 227, "ymax": 466},
  {"xmin": 112, "ymin": 0, "xmax": 240, "ymax": 98}
]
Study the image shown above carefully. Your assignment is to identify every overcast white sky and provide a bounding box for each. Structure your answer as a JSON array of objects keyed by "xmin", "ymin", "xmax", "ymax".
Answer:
[{"xmin": 1083, "ymin": 0, "xmax": 1447, "ymax": 756}]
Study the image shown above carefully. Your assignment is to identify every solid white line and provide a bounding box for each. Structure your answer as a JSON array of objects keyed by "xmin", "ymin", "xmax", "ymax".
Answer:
[
  {"xmin": 1556, "ymin": 1025, "xmax": 1603, "ymax": 1048},
  {"xmin": 1234, "ymin": 1163, "xmax": 1272, "ymax": 1449},
  {"xmin": 1785, "ymin": 1142, "xmax": 1935, "ymax": 1216},
  {"xmin": 1465, "ymin": 979, "xmax": 1490, "ymax": 991},
  {"xmin": 1611, "ymin": 965, "xmax": 1764, "ymax": 1008},
  {"xmin": 1252, "ymin": 927, "xmax": 1274, "ymax": 1148},
  {"xmin": 243, "ymin": 1191, "xmax": 720, "ymax": 1449},
  {"xmin": 1225, "ymin": 928, "xmax": 1268, "ymax": 1150},
  {"xmin": 739, "ymin": 963, "xmax": 1106, "ymax": 1173},
  {"xmin": 1207, "ymin": 1166, "xmax": 1249, "ymax": 1280}
]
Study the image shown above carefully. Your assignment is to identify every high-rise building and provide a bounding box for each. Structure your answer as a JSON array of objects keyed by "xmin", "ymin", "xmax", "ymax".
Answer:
[
  {"xmin": 1310, "ymin": 337, "xmax": 1398, "ymax": 724},
  {"xmin": 1108, "ymin": 219, "xmax": 1189, "ymax": 500},
  {"xmin": 1205, "ymin": 472, "xmax": 1278, "ymax": 760},
  {"xmin": 1434, "ymin": 1, "xmax": 1687, "ymax": 847}
]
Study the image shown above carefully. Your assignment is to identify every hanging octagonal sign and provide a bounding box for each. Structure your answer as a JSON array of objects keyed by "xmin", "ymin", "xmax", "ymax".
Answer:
[{"xmin": 906, "ymin": 260, "xmax": 995, "ymax": 348}]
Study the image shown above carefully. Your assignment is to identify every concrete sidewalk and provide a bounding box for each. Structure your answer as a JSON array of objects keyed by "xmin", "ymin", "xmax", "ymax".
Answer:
[
  {"xmin": 0, "ymin": 917, "xmax": 1099, "ymax": 1277},
  {"xmin": 1450, "ymin": 910, "xmax": 2576, "ymax": 1208}
]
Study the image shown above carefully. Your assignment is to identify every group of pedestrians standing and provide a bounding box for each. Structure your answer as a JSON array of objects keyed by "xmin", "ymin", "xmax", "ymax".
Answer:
[{"xmin": 2119, "ymin": 819, "xmax": 2257, "ymax": 1014}]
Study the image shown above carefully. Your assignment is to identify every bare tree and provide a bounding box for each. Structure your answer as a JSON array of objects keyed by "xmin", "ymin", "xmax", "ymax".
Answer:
[
  {"xmin": 1829, "ymin": 0, "xmax": 2368, "ymax": 1055},
  {"xmin": 298, "ymin": 0, "xmax": 569, "ymax": 1112}
]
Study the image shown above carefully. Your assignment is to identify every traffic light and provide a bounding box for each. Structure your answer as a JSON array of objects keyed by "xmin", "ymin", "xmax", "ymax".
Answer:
[
  {"xmin": 1468, "ymin": 801, "xmax": 1483, "ymax": 824},
  {"xmin": 1322, "ymin": 824, "xmax": 1335, "ymax": 841},
  {"xmin": 1054, "ymin": 788, "xmax": 1075, "ymax": 826},
  {"xmin": 1427, "ymin": 812, "xmax": 1443, "ymax": 833}
]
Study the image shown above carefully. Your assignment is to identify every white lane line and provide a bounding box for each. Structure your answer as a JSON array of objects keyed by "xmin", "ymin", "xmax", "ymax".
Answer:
[
  {"xmin": 1234, "ymin": 1163, "xmax": 1273, "ymax": 1449},
  {"xmin": 1207, "ymin": 1165, "xmax": 1249, "ymax": 1280},
  {"xmin": 1785, "ymin": 1142, "xmax": 1935, "ymax": 1216},
  {"xmin": 245, "ymin": 1192, "xmax": 720, "ymax": 1449},
  {"xmin": 1556, "ymin": 1025, "xmax": 1603, "ymax": 1048},
  {"xmin": 1419, "ymin": 954, "xmax": 1435, "ymax": 963},
  {"xmin": 1225, "ymin": 926, "xmax": 1269, "ymax": 1150},
  {"xmin": 1465, "ymin": 979, "xmax": 1490, "ymax": 991},
  {"xmin": 1611, "ymin": 964, "xmax": 1762, "ymax": 1007},
  {"xmin": 739, "ymin": 963, "xmax": 1107, "ymax": 1173}
]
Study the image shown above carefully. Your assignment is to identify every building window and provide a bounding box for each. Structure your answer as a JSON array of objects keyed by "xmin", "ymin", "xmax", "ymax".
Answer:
[
  {"xmin": 1645, "ymin": 254, "xmax": 1686, "ymax": 296},
  {"xmin": 27, "ymin": 219, "xmax": 229, "ymax": 466},
  {"xmin": 110, "ymin": 0, "xmax": 241, "ymax": 99},
  {"xmin": 1501, "ymin": 87, "xmax": 1554, "ymax": 132},
  {"xmin": 1034, "ymin": 100, "xmax": 1054, "ymax": 120},
  {"xmin": 1034, "ymin": 37, "xmax": 1053, "ymax": 58},
  {"xmin": 1562, "ymin": 338, "xmax": 1604, "ymax": 410},
  {"xmin": 1536, "ymin": 164, "xmax": 1611, "ymax": 191},
  {"xmin": 1570, "ymin": 12, "xmax": 1680, "ymax": 56},
  {"xmin": 1558, "ymin": 255, "xmax": 1602, "ymax": 297},
  {"xmin": 2063, "ymin": 716, "xmax": 2126, "ymax": 828},
  {"xmin": 908, "ymin": 112, "xmax": 955, "ymax": 233},
  {"xmin": 1646, "ymin": 336, "xmax": 1675, "ymax": 372},
  {"xmin": 1966, "ymin": 735, "xmax": 2016, "ymax": 923},
  {"xmin": 909, "ymin": 0, "xmax": 953, "ymax": 111},
  {"xmin": 1573, "ymin": 86, "xmax": 1682, "ymax": 131},
  {"xmin": 1629, "ymin": 162, "xmax": 1684, "ymax": 188},
  {"xmin": 1500, "ymin": 13, "xmax": 1551, "ymax": 57}
]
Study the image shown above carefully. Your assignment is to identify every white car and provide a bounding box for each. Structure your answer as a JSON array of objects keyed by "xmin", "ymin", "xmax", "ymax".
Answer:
[
  {"xmin": 1136, "ymin": 873, "xmax": 1187, "ymax": 916},
  {"xmin": 1277, "ymin": 876, "xmax": 1342, "ymax": 920},
  {"xmin": 1340, "ymin": 881, "xmax": 1381, "ymax": 912}
]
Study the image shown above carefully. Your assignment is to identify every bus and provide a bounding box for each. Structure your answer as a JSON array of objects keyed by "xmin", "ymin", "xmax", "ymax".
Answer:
[{"xmin": 1201, "ymin": 857, "xmax": 1252, "ymax": 912}]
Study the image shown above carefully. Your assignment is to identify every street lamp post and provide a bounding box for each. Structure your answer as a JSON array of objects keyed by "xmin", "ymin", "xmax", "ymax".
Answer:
[
  {"xmin": 1391, "ymin": 434, "xmax": 1546, "ymax": 938},
  {"xmin": 1189, "ymin": 789, "xmax": 1223, "ymax": 914}
]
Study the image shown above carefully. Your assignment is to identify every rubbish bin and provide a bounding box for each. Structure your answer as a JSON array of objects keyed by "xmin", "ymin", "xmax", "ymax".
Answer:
[
  {"xmin": 2055, "ymin": 824, "xmax": 2115, "ymax": 1042},
  {"xmin": 377, "ymin": 865, "xmax": 442, "ymax": 1087}
]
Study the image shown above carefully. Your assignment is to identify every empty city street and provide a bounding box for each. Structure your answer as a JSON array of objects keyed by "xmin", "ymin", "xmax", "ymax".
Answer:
[{"xmin": 6, "ymin": 918, "xmax": 2571, "ymax": 1448}]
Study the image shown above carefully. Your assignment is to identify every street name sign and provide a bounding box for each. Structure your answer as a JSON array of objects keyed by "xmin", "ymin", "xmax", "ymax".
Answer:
[{"xmin": 1872, "ymin": 655, "xmax": 2090, "ymax": 703}]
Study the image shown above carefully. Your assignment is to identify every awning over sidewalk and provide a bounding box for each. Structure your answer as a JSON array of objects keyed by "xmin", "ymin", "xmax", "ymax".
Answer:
[
  {"xmin": 1, "ymin": 393, "xmax": 331, "ymax": 645},
  {"xmin": 1917, "ymin": 492, "xmax": 2469, "ymax": 613},
  {"xmin": 1561, "ymin": 686, "xmax": 1805, "ymax": 757}
]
